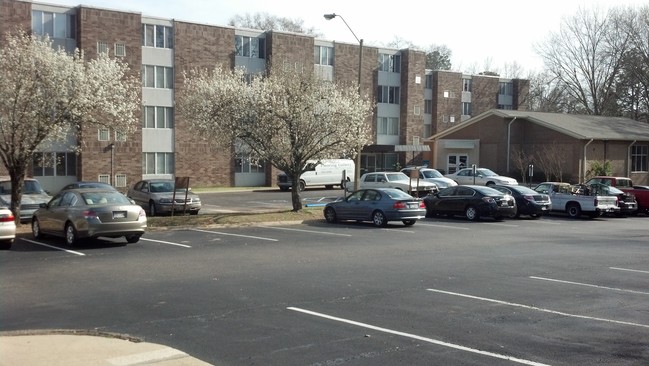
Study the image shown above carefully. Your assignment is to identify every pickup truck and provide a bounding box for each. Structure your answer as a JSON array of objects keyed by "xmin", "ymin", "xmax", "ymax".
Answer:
[
  {"xmin": 533, "ymin": 182, "xmax": 619, "ymax": 218},
  {"xmin": 585, "ymin": 176, "xmax": 649, "ymax": 215}
]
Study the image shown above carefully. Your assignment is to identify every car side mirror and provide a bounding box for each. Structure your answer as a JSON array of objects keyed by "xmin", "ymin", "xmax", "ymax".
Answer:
[{"xmin": 39, "ymin": 202, "xmax": 47, "ymax": 208}]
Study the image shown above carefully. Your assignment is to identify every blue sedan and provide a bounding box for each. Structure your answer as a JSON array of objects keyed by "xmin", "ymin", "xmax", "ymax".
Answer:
[{"xmin": 323, "ymin": 188, "xmax": 426, "ymax": 227}]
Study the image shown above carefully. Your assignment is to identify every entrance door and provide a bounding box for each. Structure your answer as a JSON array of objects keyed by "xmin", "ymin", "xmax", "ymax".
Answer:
[{"xmin": 447, "ymin": 154, "xmax": 468, "ymax": 174}]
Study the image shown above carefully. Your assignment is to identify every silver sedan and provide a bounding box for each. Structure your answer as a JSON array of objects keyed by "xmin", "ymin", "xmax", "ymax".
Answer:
[{"xmin": 32, "ymin": 188, "xmax": 147, "ymax": 246}]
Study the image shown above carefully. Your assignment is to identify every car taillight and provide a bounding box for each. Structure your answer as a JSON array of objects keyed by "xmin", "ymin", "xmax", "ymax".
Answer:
[
  {"xmin": 139, "ymin": 209, "xmax": 146, "ymax": 218},
  {"xmin": 83, "ymin": 210, "xmax": 98, "ymax": 219},
  {"xmin": 419, "ymin": 201, "xmax": 425, "ymax": 208},
  {"xmin": 393, "ymin": 201, "xmax": 407, "ymax": 209},
  {"xmin": 0, "ymin": 212, "xmax": 14, "ymax": 222}
]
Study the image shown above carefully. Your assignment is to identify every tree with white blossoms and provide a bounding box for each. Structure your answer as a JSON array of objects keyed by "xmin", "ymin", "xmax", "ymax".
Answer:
[
  {"xmin": 178, "ymin": 65, "xmax": 373, "ymax": 211},
  {"xmin": 0, "ymin": 31, "xmax": 140, "ymax": 223}
]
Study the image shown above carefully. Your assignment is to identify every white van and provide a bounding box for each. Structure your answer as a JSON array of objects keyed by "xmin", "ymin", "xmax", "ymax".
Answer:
[{"xmin": 277, "ymin": 159, "xmax": 354, "ymax": 191}]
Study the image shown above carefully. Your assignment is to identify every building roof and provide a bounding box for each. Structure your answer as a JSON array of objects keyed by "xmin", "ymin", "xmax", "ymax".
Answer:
[{"xmin": 427, "ymin": 109, "xmax": 649, "ymax": 142}]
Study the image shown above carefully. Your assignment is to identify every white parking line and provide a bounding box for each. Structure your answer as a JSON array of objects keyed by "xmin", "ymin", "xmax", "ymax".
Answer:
[
  {"xmin": 191, "ymin": 229, "xmax": 278, "ymax": 241},
  {"xmin": 417, "ymin": 223, "xmax": 471, "ymax": 230},
  {"xmin": 427, "ymin": 288, "xmax": 649, "ymax": 329},
  {"xmin": 478, "ymin": 222, "xmax": 519, "ymax": 228},
  {"xmin": 260, "ymin": 226, "xmax": 352, "ymax": 236},
  {"xmin": 21, "ymin": 238, "xmax": 85, "ymax": 256},
  {"xmin": 287, "ymin": 307, "xmax": 551, "ymax": 366},
  {"xmin": 529, "ymin": 276, "xmax": 649, "ymax": 295},
  {"xmin": 139, "ymin": 238, "xmax": 192, "ymax": 248},
  {"xmin": 610, "ymin": 267, "xmax": 649, "ymax": 275}
]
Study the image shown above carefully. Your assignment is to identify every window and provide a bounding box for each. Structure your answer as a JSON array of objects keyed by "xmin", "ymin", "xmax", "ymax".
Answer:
[
  {"xmin": 142, "ymin": 153, "xmax": 174, "ymax": 174},
  {"xmin": 98, "ymin": 128, "xmax": 109, "ymax": 141},
  {"xmin": 114, "ymin": 43, "xmax": 126, "ymax": 57},
  {"xmin": 497, "ymin": 104, "xmax": 513, "ymax": 110},
  {"xmin": 377, "ymin": 117, "xmax": 399, "ymax": 136},
  {"xmin": 115, "ymin": 131, "xmax": 127, "ymax": 142},
  {"xmin": 462, "ymin": 102, "xmax": 472, "ymax": 115},
  {"xmin": 631, "ymin": 145, "xmax": 648, "ymax": 172},
  {"xmin": 425, "ymin": 74, "xmax": 432, "ymax": 89},
  {"xmin": 142, "ymin": 24, "xmax": 173, "ymax": 48},
  {"xmin": 142, "ymin": 65, "xmax": 173, "ymax": 89},
  {"xmin": 33, "ymin": 152, "xmax": 77, "ymax": 177},
  {"xmin": 424, "ymin": 99, "xmax": 432, "ymax": 114},
  {"xmin": 115, "ymin": 174, "xmax": 127, "ymax": 188},
  {"xmin": 235, "ymin": 35, "xmax": 265, "ymax": 58},
  {"xmin": 143, "ymin": 106, "xmax": 174, "ymax": 128},
  {"xmin": 97, "ymin": 41, "xmax": 108, "ymax": 54},
  {"xmin": 98, "ymin": 174, "xmax": 110, "ymax": 184},
  {"xmin": 377, "ymin": 86, "xmax": 400, "ymax": 104},
  {"xmin": 462, "ymin": 78, "xmax": 472, "ymax": 92},
  {"xmin": 378, "ymin": 53, "xmax": 400, "ymax": 72},
  {"xmin": 32, "ymin": 10, "xmax": 75, "ymax": 39},
  {"xmin": 235, "ymin": 154, "xmax": 266, "ymax": 173},
  {"xmin": 499, "ymin": 82, "xmax": 513, "ymax": 95},
  {"xmin": 314, "ymin": 45, "xmax": 334, "ymax": 66}
]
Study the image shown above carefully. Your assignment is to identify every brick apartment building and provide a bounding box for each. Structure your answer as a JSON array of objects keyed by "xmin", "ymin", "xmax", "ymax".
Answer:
[{"xmin": 0, "ymin": 0, "xmax": 529, "ymax": 193}]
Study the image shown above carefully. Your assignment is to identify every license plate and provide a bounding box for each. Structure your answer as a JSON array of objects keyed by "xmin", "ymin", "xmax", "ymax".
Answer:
[{"xmin": 113, "ymin": 211, "xmax": 127, "ymax": 219}]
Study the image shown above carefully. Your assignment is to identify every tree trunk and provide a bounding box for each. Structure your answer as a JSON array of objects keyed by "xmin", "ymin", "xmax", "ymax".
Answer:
[
  {"xmin": 9, "ymin": 171, "xmax": 25, "ymax": 225},
  {"xmin": 290, "ymin": 172, "xmax": 302, "ymax": 211}
]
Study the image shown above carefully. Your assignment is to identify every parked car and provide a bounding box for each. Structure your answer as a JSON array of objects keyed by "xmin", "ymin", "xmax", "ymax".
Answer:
[
  {"xmin": 0, "ymin": 206, "xmax": 16, "ymax": 249},
  {"xmin": 532, "ymin": 182, "xmax": 619, "ymax": 218},
  {"xmin": 277, "ymin": 159, "xmax": 354, "ymax": 191},
  {"xmin": 576, "ymin": 183, "xmax": 637, "ymax": 216},
  {"xmin": 350, "ymin": 172, "xmax": 438, "ymax": 197},
  {"xmin": 323, "ymin": 188, "xmax": 426, "ymax": 227},
  {"xmin": 0, "ymin": 177, "xmax": 51, "ymax": 223},
  {"xmin": 584, "ymin": 176, "xmax": 648, "ymax": 215},
  {"xmin": 444, "ymin": 168, "xmax": 518, "ymax": 186},
  {"xmin": 400, "ymin": 167, "xmax": 458, "ymax": 189},
  {"xmin": 31, "ymin": 188, "xmax": 147, "ymax": 246},
  {"xmin": 492, "ymin": 185, "xmax": 552, "ymax": 219},
  {"xmin": 423, "ymin": 185, "xmax": 516, "ymax": 221},
  {"xmin": 128, "ymin": 179, "xmax": 201, "ymax": 216},
  {"xmin": 60, "ymin": 181, "xmax": 117, "ymax": 191}
]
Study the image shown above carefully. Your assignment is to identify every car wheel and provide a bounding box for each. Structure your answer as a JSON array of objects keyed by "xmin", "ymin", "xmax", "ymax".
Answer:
[
  {"xmin": 372, "ymin": 210, "xmax": 388, "ymax": 227},
  {"xmin": 402, "ymin": 219, "xmax": 416, "ymax": 226},
  {"xmin": 566, "ymin": 203, "xmax": 581, "ymax": 218},
  {"xmin": 509, "ymin": 206, "xmax": 520, "ymax": 219},
  {"xmin": 148, "ymin": 201, "xmax": 157, "ymax": 217},
  {"xmin": 465, "ymin": 206, "xmax": 479, "ymax": 221},
  {"xmin": 125, "ymin": 234, "xmax": 141, "ymax": 244},
  {"xmin": 298, "ymin": 181, "xmax": 306, "ymax": 191},
  {"xmin": 324, "ymin": 207, "xmax": 337, "ymax": 223},
  {"xmin": 65, "ymin": 223, "xmax": 78, "ymax": 247},
  {"xmin": 32, "ymin": 219, "xmax": 43, "ymax": 239}
]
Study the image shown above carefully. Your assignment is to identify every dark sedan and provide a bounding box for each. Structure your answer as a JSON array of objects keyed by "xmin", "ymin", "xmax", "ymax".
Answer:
[
  {"xmin": 423, "ymin": 185, "xmax": 516, "ymax": 221},
  {"xmin": 492, "ymin": 185, "xmax": 552, "ymax": 219},
  {"xmin": 32, "ymin": 188, "xmax": 147, "ymax": 246},
  {"xmin": 323, "ymin": 188, "xmax": 426, "ymax": 227}
]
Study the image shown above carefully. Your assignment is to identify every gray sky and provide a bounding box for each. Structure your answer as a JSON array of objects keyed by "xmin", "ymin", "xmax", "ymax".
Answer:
[{"xmin": 38, "ymin": 0, "xmax": 647, "ymax": 74}]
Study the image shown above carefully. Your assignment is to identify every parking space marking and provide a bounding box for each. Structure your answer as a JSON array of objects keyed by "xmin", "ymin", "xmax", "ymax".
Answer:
[
  {"xmin": 260, "ymin": 226, "xmax": 352, "ymax": 237},
  {"xmin": 20, "ymin": 238, "xmax": 85, "ymax": 256},
  {"xmin": 190, "ymin": 229, "xmax": 278, "ymax": 241},
  {"xmin": 610, "ymin": 267, "xmax": 649, "ymax": 275},
  {"xmin": 417, "ymin": 223, "xmax": 471, "ymax": 230},
  {"xmin": 139, "ymin": 238, "xmax": 192, "ymax": 248},
  {"xmin": 427, "ymin": 288, "xmax": 649, "ymax": 329},
  {"xmin": 287, "ymin": 307, "xmax": 551, "ymax": 366},
  {"xmin": 529, "ymin": 276, "xmax": 649, "ymax": 295},
  {"xmin": 478, "ymin": 222, "xmax": 519, "ymax": 228}
]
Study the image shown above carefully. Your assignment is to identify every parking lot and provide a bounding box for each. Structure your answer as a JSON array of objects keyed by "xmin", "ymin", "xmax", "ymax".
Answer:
[{"xmin": 1, "ymin": 210, "xmax": 648, "ymax": 365}]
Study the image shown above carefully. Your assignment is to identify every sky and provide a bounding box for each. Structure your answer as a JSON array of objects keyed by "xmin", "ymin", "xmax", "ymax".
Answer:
[{"xmin": 37, "ymin": 0, "xmax": 647, "ymax": 74}]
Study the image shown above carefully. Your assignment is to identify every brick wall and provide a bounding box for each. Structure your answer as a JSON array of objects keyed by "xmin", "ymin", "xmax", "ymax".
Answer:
[{"xmin": 0, "ymin": 0, "xmax": 30, "ymax": 40}]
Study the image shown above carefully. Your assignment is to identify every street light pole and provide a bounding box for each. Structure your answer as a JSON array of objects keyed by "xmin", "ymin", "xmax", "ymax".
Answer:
[{"xmin": 324, "ymin": 13, "xmax": 363, "ymax": 191}]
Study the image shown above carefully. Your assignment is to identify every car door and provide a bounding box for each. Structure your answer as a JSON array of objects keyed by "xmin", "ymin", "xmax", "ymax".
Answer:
[
  {"xmin": 432, "ymin": 186, "xmax": 458, "ymax": 213},
  {"xmin": 453, "ymin": 186, "xmax": 476, "ymax": 213},
  {"xmin": 454, "ymin": 169, "xmax": 472, "ymax": 185},
  {"xmin": 42, "ymin": 191, "xmax": 77, "ymax": 234},
  {"xmin": 336, "ymin": 190, "xmax": 365, "ymax": 220},
  {"xmin": 128, "ymin": 181, "xmax": 149, "ymax": 208},
  {"xmin": 357, "ymin": 189, "xmax": 380, "ymax": 219}
]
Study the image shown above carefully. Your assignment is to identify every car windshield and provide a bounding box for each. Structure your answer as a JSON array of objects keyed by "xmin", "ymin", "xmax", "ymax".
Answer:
[
  {"xmin": 477, "ymin": 169, "xmax": 497, "ymax": 176},
  {"xmin": 422, "ymin": 170, "xmax": 444, "ymax": 178},
  {"xmin": 386, "ymin": 173, "xmax": 408, "ymax": 182},
  {"xmin": 150, "ymin": 182, "xmax": 174, "ymax": 192}
]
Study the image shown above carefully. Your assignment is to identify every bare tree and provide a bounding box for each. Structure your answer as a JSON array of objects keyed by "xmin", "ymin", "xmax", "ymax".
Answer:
[
  {"xmin": 536, "ymin": 6, "xmax": 632, "ymax": 116},
  {"xmin": 510, "ymin": 146, "xmax": 532, "ymax": 184},
  {"xmin": 228, "ymin": 12, "xmax": 320, "ymax": 36},
  {"xmin": 0, "ymin": 31, "xmax": 140, "ymax": 222},
  {"xmin": 534, "ymin": 143, "xmax": 568, "ymax": 181},
  {"xmin": 617, "ymin": 5, "xmax": 649, "ymax": 122},
  {"xmin": 177, "ymin": 66, "xmax": 372, "ymax": 211}
]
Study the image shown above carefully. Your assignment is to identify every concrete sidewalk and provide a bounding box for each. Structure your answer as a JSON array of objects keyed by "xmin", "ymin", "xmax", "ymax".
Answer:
[{"xmin": 0, "ymin": 331, "xmax": 212, "ymax": 366}]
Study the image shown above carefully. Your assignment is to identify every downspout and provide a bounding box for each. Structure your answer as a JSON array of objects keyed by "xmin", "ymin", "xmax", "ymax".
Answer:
[
  {"xmin": 507, "ymin": 117, "xmax": 517, "ymax": 173},
  {"xmin": 627, "ymin": 140, "xmax": 637, "ymax": 176},
  {"xmin": 582, "ymin": 139, "xmax": 594, "ymax": 182}
]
